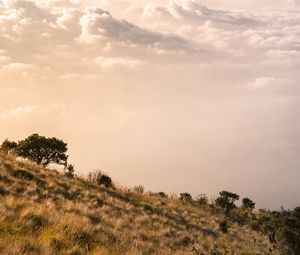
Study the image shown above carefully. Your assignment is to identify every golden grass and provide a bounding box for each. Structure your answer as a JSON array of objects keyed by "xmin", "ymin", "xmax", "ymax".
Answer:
[{"xmin": 0, "ymin": 152, "xmax": 279, "ymax": 255}]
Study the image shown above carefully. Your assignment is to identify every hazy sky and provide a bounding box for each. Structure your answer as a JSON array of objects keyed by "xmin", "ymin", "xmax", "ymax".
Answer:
[{"xmin": 1, "ymin": 0, "xmax": 300, "ymax": 209}]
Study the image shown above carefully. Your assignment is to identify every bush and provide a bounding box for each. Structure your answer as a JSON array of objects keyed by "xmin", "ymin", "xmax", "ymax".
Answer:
[
  {"xmin": 133, "ymin": 185, "xmax": 144, "ymax": 193},
  {"xmin": 215, "ymin": 191, "xmax": 239, "ymax": 212},
  {"xmin": 158, "ymin": 192, "xmax": 167, "ymax": 198},
  {"xmin": 253, "ymin": 207, "xmax": 300, "ymax": 254},
  {"xmin": 87, "ymin": 170, "xmax": 102, "ymax": 182},
  {"xmin": 179, "ymin": 193, "xmax": 192, "ymax": 202},
  {"xmin": 65, "ymin": 164, "xmax": 75, "ymax": 178},
  {"xmin": 97, "ymin": 174, "xmax": 112, "ymax": 188},
  {"xmin": 242, "ymin": 197, "xmax": 255, "ymax": 210},
  {"xmin": 273, "ymin": 207, "xmax": 300, "ymax": 255},
  {"xmin": 196, "ymin": 194, "xmax": 208, "ymax": 206},
  {"xmin": 88, "ymin": 170, "xmax": 113, "ymax": 188},
  {"xmin": 219, "ymin": 220, "xmax": 228, "ymax": 233}
]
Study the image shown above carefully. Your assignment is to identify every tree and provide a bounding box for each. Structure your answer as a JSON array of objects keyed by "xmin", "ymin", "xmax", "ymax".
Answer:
[
  {"xmin": 242, "ymin": 197, "xmax": 255, "ymax": 210},
  {"xmin": 215, "ymin": 190, "xmax": 239, "ymax": 212},
  {"xmin": 1, "ymin": 139, "xmax": 17, "ymax": 153},
  {"xmin": 16, "ymin": 134, "xmax": 68, "ymax": 167}
]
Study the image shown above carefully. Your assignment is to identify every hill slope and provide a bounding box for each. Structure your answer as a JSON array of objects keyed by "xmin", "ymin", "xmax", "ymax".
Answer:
[{"xmin": 0, "ymin": 152, "xmax": 277, "ymax": 255}]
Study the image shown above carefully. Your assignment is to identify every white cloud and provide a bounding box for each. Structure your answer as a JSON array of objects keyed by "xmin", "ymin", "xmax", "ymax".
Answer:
[
  {"xmin": 249, "ymin": 77, "xmax": 294, "ymax": 89},
  {"xmin": 0, "ymin": 105, "xmax": 37, "ymax": 120},
  {"xmin": 0, "ymin": 55, "xmax": 10, "ymax": 63},
  {"xmin": 0, "ymin": 62, "xmax": 36, "ymax": 76},
  {"xmin": 56, "ymin": 8, "xmax": 81, "ymax": 32},
  {"xmin": 95, "ymin": 56, "xmax": 144, "ymax": 69},
  {"xmin": 76, "ymin": 6, "xmax": 190, "ymax": 52}
]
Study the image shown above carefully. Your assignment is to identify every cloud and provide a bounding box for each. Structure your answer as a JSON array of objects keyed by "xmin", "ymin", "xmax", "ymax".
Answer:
[
  {"xmin": 139, "ymin": 0, "xmax": 259, "ymax": 30},
  {"xmin": 0, "ymin": 0, "xmax": 300, "ymax": 209},
  {"xmin": 0, "ymin": 55, "xmax": 10, "ymax": 63},
  {"xmin": 248, "ymin": 77, "xmax": 295, "ymax": 91},
  {"xmin": 95, "ymin": 56, "xmax": 144, "ymax": 69},
  {"xmin": 167, "ymin": 0, "xmax": 258, "ymax": 26},
  {"xmin": 77, "ymin": 6, "xmax": 190, "ymax": 52},
  {"xmin": 56, "ymin": 8, "xmax": 82, "ymax": 32},
  {"xmin": 0, "ymin": 105, "xmax": 37, "ymax": 120},
  {"xmin": 0, "ymin": 0, "xmax": 298, "ymax": 70},
  {"xmin": 0, "ymin": 63, "xmax": 36, "ymax": 77}
]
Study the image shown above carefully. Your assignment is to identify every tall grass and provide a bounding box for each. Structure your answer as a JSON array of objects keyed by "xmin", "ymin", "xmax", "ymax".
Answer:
[{"xmin": 0, "ymin": 151, "xmax": 278, "ymax": 255}]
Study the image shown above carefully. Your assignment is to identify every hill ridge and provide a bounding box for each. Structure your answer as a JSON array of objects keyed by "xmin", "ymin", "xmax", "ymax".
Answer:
[{"xmin": 0, "ymin": 152, "xmax": 277, "ymax": 255}]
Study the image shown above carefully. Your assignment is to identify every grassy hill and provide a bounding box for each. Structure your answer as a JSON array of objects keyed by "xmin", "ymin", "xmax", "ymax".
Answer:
[{"xmin": 0, "ymin": 151, "xmax": 279, "ymax": 255}]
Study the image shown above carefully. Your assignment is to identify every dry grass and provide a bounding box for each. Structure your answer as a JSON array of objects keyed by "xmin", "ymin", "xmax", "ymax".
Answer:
[{"xmin": 0, "ymin": 152, "xmax": 279, "ymax": 255}]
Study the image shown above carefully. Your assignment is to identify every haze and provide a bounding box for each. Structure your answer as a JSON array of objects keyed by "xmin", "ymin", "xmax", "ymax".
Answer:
[{"xmin": 1, "ymin": 0, "xmax": 300, "ymax": 209}]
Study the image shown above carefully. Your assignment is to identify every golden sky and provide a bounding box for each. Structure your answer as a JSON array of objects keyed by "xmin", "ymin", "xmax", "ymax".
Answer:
[{"xmin": 1, "ymin": 0, "xmax": 300, "ymax": 209}]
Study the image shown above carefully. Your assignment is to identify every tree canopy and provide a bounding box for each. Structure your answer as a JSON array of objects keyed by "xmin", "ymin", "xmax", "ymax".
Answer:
[
  {"xmin": 0, "ymin": 139, "xmax": 17, "ymax": 152},
  {"xmin": 1, "ymin": 134, "xmax": 68, "ymax": 167},
  {"xmin": 215, "ymin": 190, "xmax": 240, "ymax": 212}
]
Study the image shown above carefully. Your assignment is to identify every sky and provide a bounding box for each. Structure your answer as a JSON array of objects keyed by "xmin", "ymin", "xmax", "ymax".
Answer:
[{"xmin": 0, "ymin": 0, "xmax": 300, "ymax": 209}]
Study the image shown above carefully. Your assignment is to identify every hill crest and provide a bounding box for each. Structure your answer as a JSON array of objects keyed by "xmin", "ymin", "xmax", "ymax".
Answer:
[{"xmin": 0, "ymin": 152, "xmax": 277, "ymax": 255}]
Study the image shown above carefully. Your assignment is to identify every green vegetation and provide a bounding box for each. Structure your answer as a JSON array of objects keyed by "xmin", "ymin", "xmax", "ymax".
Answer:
[
  {"xmin": 195, "ymin": 194, "xmax": 209, "ymax": 206},
  {"xmin": 64, "ymin": 164, "xmax": 76, "ymax": 178},
  {"xmin": 0, "ymin": 139, "xmax": 18, "ymax": 152},
  {"xmin": 0, "ymin": 134, "xmax": 299, "ymax": 254},
  {"xmin": 88, "ymin": 170, "xmax": 113, "ymax": 188},
  {"xmin": 1, "ymin": 134, "xmax": 68, "ymax": 167},
  {"xmin": 242, "ymin": 197, "xmax": 255, "ymax": 210},
  {"xmin": 215, "ymin": 191, "xmax": 239, "ymax": 213},
  {"xmin": 179, "ymin": 192, "xmax": 192, "ymax": 202}
]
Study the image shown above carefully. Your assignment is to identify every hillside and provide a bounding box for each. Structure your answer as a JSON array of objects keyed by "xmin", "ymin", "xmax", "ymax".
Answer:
[{"xmin": 0, "ymin": 151, "xmax": 278, "ymax": 255}]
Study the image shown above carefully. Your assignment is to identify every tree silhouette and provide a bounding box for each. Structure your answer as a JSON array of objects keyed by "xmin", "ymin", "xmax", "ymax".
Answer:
[
  {"xmin": 216, "ymin": 190, "xmax": 239, "ymax": 212},
  {"xmin": 16, "ymin": 134, "xmax": 68, "ymax": 167}
]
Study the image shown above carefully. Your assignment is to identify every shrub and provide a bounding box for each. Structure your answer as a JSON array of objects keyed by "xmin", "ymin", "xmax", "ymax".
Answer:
[
  {"xmin": 179, "ymin": 193, "xmax": 192, "ymax": 202},
  {"xmin": 158, "ymin": 192, "xmax": 167, "ymax": 198},
  {"xmin": 219, "ymin": 220, "xmax": 228, "ymax": 233},
  {"xmin": 87, "ymin": 170, "xmax": 113, "ymax": 188},
  {"xmin": 87, "ymin": 170, "xmax": 102, "ymax": 182},
  {"xmin": 97, "ymin": 174, "xmax": 112, "ymax": 188},
  {"xmin": 196, "ymin": 194, "xmax": 208, "ymax": 206},
  {"xmin": 215, "ymin": 191, "xmax": 239, "ymax": 212},
  {"xmin": 133, "ymin": 185, "xmax": 144, "ymax": 193},
  {"xmin": 253, "ymin": 207, "xmax": 300, "ymax": 254},
  {"xmin": 272, "ymin": 207, "xmax": 300, "ymax": 255},
  {"xmin": 65, "ymin": 164, "xmax": 75, "ymax": 178},
  {"xmin": 242, "ymin": 197, "xmax": 255, "ymax": 210}
]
